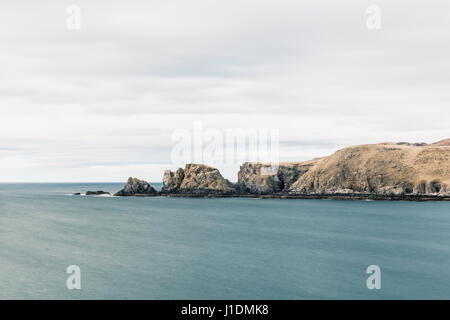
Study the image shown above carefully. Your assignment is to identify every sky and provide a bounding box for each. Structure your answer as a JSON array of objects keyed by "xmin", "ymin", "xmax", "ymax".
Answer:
[{"xmin": 0, "ymin": 0, "xmax": 449, "ymax": 182}]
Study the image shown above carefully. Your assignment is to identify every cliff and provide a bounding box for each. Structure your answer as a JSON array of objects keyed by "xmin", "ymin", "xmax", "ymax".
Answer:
[
  {"xmin": 288, "ymin": 143, "xmax": 450, "ymax": 196},
  {"xmin": 236, "ymin": 161, "xmax": 318, "ymax": 194},
  {"xmin": 161, "ymin": 164, "xmax": 235, "ymax": 194}
]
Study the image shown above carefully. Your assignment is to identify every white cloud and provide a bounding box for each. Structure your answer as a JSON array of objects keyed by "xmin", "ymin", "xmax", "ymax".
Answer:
[{"xmin": 0, "ymin": 0, "xmax": 449, "ymax": 181}]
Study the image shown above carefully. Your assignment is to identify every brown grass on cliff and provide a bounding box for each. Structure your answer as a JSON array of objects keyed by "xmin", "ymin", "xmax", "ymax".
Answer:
[
  {"xmin": 431, "ymin": 139, "xmax": 450, "ymax": 146},
  {"xmin": 289, "ymin": 141, "xmax": 450, "ymax": 195}
]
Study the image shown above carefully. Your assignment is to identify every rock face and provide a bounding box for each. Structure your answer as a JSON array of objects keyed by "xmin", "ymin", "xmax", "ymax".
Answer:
[
  {"xmin": 162, "ymin": 168, "xmax": 185, "ymax": 192},
  {"xmin": 162, "ymin": 164, "xmax": 234, "ymax": 194},
  {"xmin": 114, "ymin": 177, "xmax": 157, "ymax": 196},
  {"xmin": 288, "ymin": 143, "xmax": 450, "ymax": 196},
  {"xmin": 236, "ymin": 161, "xmax": 318, "ymax": 194},
  {"xmin": 85, "ymin": 191, "xmax": 110, "ymax": 196}
]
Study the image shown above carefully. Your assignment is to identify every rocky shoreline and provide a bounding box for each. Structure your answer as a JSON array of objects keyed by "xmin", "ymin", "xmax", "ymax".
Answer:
[
  {"xmin": 159, "ymin": 193, "xmax": 450, "ymax": 201},
  {"xmin": 79, "ymin": 140, "xmax": 450, "ymax": 201}
]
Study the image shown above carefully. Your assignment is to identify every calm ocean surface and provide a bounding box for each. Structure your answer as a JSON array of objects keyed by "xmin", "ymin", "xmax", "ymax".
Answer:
[{"xmin": 0, "ymin": 183, "xmax": 449, "ymax": 299}]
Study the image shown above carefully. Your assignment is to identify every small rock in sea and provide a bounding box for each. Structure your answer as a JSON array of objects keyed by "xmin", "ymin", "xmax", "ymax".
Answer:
[
  {"xmin": 73, "ymin": 193, "xmax": 81, "ymax": 196},
  {"xmin": 85, "ymin": 191, "xmax": 110, "ymax": 196}
]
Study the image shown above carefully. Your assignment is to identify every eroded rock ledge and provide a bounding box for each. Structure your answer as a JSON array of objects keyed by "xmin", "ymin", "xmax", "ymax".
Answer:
[{"xmin": 113, "ymin": 140, "xmax": 450, "ymax": 201}]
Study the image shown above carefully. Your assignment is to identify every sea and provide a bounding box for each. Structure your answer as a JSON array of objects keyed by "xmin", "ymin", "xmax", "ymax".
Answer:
[{"xmin": 0, "ymin": 183, "xmax": 449, "ymax": 299}]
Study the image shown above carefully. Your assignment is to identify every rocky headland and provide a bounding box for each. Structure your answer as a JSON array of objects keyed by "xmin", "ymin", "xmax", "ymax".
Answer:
[
  {"xmin": 112, "ymin": 139, "xmax": 450, "ymax": 201},
  {"xmin": 289, "ymin": 142, "xmax": 450, "ymax": 196}
]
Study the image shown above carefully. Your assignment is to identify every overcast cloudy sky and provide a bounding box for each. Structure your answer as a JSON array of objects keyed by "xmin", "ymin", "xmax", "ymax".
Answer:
[{"xmin": 0, "ymin": 0, "xmax": 449, "ymax": 182}]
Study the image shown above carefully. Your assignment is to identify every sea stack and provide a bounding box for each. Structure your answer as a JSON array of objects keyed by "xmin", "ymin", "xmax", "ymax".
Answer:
[
  {"xmin": 114, "ymin": 177, "xmax": 157, "ymax": 196},
  {"xmin": 161, "ymin": 164, "xmax": 235, "ymax": 195}
]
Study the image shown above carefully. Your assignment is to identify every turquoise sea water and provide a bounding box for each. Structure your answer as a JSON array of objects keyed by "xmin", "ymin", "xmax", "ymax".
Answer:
[{"xmin": 0, "ymin": 183, "xmax": 449, "ymax": 299}]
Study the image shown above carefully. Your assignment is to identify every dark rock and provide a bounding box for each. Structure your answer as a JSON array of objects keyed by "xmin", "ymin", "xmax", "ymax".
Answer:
[{"xmin": 85, "ymin": 191, "xmax": 110, "ymax": 196}]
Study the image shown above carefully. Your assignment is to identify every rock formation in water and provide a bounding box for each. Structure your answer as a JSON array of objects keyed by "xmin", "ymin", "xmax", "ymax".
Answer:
[
  {"xmin": 114, "ymin": 177, "xmax": 157, "ymax": 196},
  {"xmin": 236, "ymin": 161, "xmax": 318, "ymax": 194},
  {"xmin": 288, "ymin": 142, "xmax": 450, "ymax": 196},
  {"xmin": 162, "ymin": 164, "xmax": 235, "ymax": 194},
  {"xmin": 85, "ymin": 191, "xmax": 110, "ymax": 196}
]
